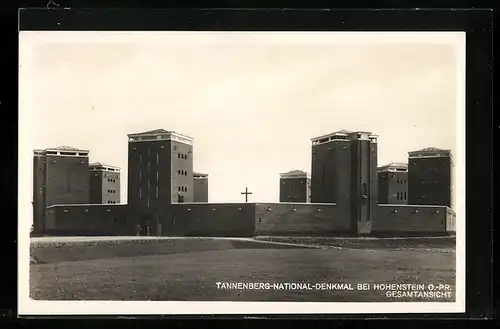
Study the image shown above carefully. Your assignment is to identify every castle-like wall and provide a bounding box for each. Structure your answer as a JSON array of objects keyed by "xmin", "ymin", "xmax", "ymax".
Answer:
[
  {"xmin": 42, "ymin": 202, "xmax": 455, "ymax": 237},
  {"xmin": 254, "ymin": 203, "xmax": 351, "ymax": 236},
  {"xmin": 164, "ymin": 203, "xmax": 255, "ymax": 237},
  {"xmin": 42, "ymin": 203, "xmax": 255, "ymax": 237},
  {"xmin": 45, "ymin": 204, "xmax": 129, "ymax": 236},
  {"xmin": 372, "ymin": 204, "xmax": 451, "ymax": 236}
]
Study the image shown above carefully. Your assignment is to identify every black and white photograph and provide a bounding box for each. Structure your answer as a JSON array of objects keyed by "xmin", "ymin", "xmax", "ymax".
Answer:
[{"xmin": 18, "ymin": 30, "xmax": 465, "ymax": 315}]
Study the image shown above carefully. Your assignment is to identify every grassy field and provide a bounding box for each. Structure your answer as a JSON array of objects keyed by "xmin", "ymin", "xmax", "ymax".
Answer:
[{"xmin": 30, "ymin": 245, "xmax": 455, "ymax": 302}]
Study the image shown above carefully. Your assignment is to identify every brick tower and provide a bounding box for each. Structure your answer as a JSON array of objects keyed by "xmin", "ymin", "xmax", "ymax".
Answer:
[
  {"xmin": 89, "ymin": 162, "xmax": 121, "ymax": 204},
  {"xmin": 127, "ymin": 129, "xmax": 194, "ymax": 209},
  {"xmin": 279, "ymin": 170, "xmax": 311, "ymax": 203},
  {"xmin": 193, "ymin": 172, "xmax": 209, "ymax": 202},
  {"xmin": 32, "ymin": 146, "xmax": 89, "ymax": 233},
  {"xmin": 311, "ymin": 130, "xmax": 378, "ymax": 235},
  {"xmin": 408, "ymin": 147, "xmax": 452, "ymax": 207},
  {"xmin": 377, "ymin": 162, "xmax": 408, "ymax": 204}
]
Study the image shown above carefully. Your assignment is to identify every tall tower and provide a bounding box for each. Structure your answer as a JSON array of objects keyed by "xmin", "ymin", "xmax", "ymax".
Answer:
[
  {"xmin": 89, "ymin": 162, "xmax": 121, "ymax": 204},
  {"xmin": 279, "ymin": 170, "xmax": 311, "ymax": 203},
  {"xmin": 310, "ymin": 130, "xmax": 378, "ymax": 234},
  {"xmin": 127, "ymin": 129, "xmax": 194, "ymax": 209},
  {"xmin": 193, "ymin": 172, "xmax": 209, "ymax": 202},
  {"xmin": 32, "ymin": 146, "xmax": 90, "ymax": 233},
  {"xmin": 350, "ymin": 131, "xmax": 378, "ymax": 234},
  {"xmin": 377, "ymin": 162, "xmax": 408, "ymax": 204},
  {"xmin": 408, "ymin": 147, "xmax": 452, "ymax": 207},
  {"xmin": 311, "ymin": 130, "xmax": 352, "ymax": 205}
]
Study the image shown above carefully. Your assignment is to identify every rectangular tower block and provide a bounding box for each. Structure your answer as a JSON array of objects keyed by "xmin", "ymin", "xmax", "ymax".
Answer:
[
  {"xmin": 408, "ymin": 147, "xmax": 452, "ymax": 207},
  {"xmin": 378, "ymin": 162, "xmax": 408, "ymax": 204},
  {"xmin": 32, "ymin": 146, "xmax": 90, "ymax": 233},
  {"xmin": 89, "ymin": 163, "xmax": 121, "ymax": 204},
  {"xmin": 193, "ymin": 172, "xmax": 209, "ymax": 202},
  {"xmin": 279, "ymin": 170, "xmax": 311, "ymax": 203},
  {"xmin": 127, "ymin": 129, "xmax": 194, "ymax": 209},
  {"xmin": 350, "ymin": 132, "xmax": 378, "ymax": 235},
  {"xmin": 311, "ymin": 130, "xmax": 378, "ymax": 235}
]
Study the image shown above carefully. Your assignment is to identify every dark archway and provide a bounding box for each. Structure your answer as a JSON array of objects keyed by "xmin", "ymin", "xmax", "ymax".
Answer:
[{"xmin": 138, "ymin": 213, "xmax": 161, "ymax": 237}]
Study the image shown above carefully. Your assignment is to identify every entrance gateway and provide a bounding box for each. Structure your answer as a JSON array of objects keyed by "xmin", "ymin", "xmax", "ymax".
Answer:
[{"xmin": 137, "ymin": 213, "xmax": 162, "ymax": 236}]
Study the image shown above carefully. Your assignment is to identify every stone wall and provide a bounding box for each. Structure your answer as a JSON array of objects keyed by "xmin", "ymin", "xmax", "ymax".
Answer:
[
  {"xmin": 193, "ymin": 178, "xmax": 208, "ymax": 202},
  {"xmin": 166, "ymin": 203, "xmax": 255, "ymax": 237},
  {"xmin": 42, "ymin": 203, "xmax": 255, "ymax": 237},
  {"xmin": 408, "ymin": 156, "xmax": 452, "ymax": 207},
  {"xmin": 254, "ymin": 203, "xmax": 351, "ymax": 236},
  {"xmin": 41, "ymin": 202, "xmax": 455, "ymax": 237},
  {"xmin": 372, "ymin": 204, "xmax": 451, "ymax": 236},
  {"xmin": 45, "ymin": 155, "xmax": 89, "ymax": 207},
  {"xmin": 279, "ymin": 177, "xmax": 309, "ymax": 203},
  {"xmin": 378, "ymin": 171, "xmax": 408, "ymax": 204},
  {"xmin": 44, "ymin": 204, "xmax": 128, "ymax": 235},
  {"xmin": 88, "ymin": 170, "xmax": 103, "ymax": 204}
]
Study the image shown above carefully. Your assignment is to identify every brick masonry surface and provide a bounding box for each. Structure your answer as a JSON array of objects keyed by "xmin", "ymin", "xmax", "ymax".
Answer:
[
  {"xmin": 45, "ymin": 155, "xmax": 89, "ymax": 207},
  {"xmin": 378, "ymin": 171, "xmax": 408, "ymax": 204},
  {"xmin": 165, "ymin": 203, "xmax": 255, "ymax": 236},
  {"xmin": 44, "ymin": 202, "xmax": 454, "ymax": 237},
  {"xmin": 372, "ymin": 205, "xmax": 450, "ymax": 234},
  {"xmin": 89, "ymin": 171, "xmax": 121, "ymax": 204},
  {"xmin": 45, "ymin": 204, "xmax": 127, "ymax": 235},
  {"xmin": 254, "ymin": 203, "xmax": 351, "ymax": 236},
  {"xmin": 408, "ymin": 156, "xmax": 452, "ymax": 207},
  {"xmin": 193, "ymin": 178, "xmax": 208, "ymax": 202},
  {"xmin": 171, "ymin": 141, "xmax": 194, "ymax": 203},
  {"xmin": 45, "ymin": 203, "xmax": 256, "ymax": 237},
  {"xmin": 279, "ymin": 178, "xmax": 309, "ymax": 203}
]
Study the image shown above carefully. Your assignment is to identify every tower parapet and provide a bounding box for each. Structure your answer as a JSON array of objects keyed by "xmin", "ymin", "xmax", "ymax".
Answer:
[
  {"xmin": 127, "ymin": 129, "xmax": 193, "ymax": 146},
  {"xmin": 311, "ymin": 130, "xmax": 378, "ymax": 145},
  {"xmin": 408, "ymin": 147, "xmax": 452, "ymax": 159},
  {"xmin": 279, "ymin": 170, "xmax": 311, "ymax": 180},
  {"xmin": 89, "ymin": 162, "xmax": 121, "ymax": 172},
  {"xmin": 34, "ymin": 146, "xmax": 89, "ymax": 157},
  {"xmin": 279, "ymin": 170, "xmax": 311, "ymax": 203},
  {"xmin": 378, "ymin": 162, "xmax": 408, "ymax": 173}
]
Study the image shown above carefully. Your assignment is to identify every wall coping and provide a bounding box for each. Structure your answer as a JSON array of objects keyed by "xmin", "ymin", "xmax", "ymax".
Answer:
[
  {"xmin": 378, "ymin": 204, "xmax": 453, "ymax": 211},
  {"xmin": 43, "ymin": 202, "xmax": 450, "ymax": 210},
  {"xmin": 311, "ymin": 130, "xmax": 378, "ymax": 145},
  {"xmin": 128, "ymin": 130, "xmax": 194, "ymax": 145},
  {"xmin": 256, "ymin": 202, "xmax": 337, "ymax": 206},
  {"xmin": 47, "ymin": 204, "xmax": 126, "ymax": 209},
  {"xmin": 174, "ymin": 202, "xmax": 251, "ymax": 205}
]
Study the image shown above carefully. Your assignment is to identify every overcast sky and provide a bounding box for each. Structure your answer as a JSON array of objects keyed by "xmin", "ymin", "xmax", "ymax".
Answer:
[{"xmin": 19, "ymin": 31, "xmax": 464, "ymax": 208}]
